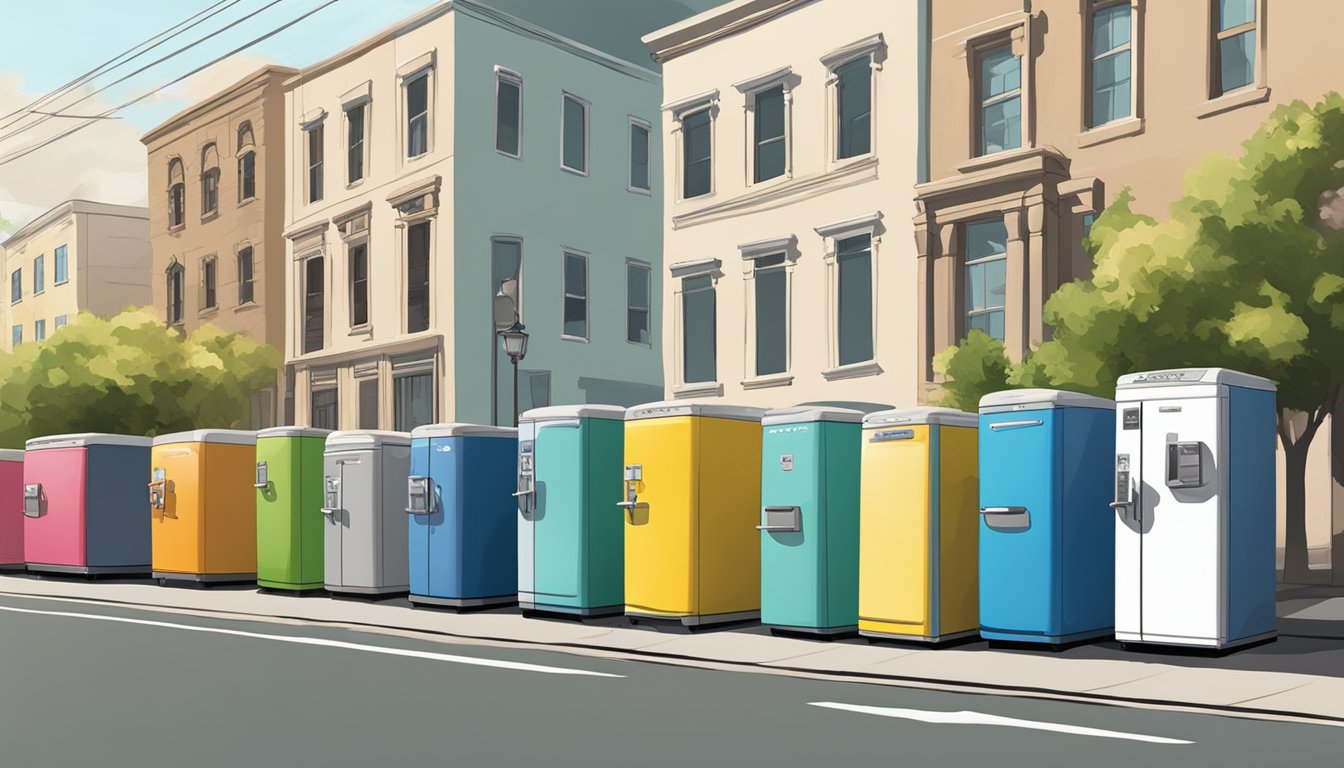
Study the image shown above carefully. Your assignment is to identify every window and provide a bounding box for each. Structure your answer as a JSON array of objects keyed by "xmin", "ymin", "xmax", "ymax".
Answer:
[
  {"xmin": 496, "ymin": 69, "xmax": 522, "ymax": 157},
  {"xmin": 753, "ymin": 85, "xmax": 787, "ymax": 182},
  {"xmin": 303, "ymin": 255, "xmax": 324, "ymax": 353},
  {"xmin": 406, "ymin": 72, "xmax": 430, "ymax": 158},
  {"xmin": 562, "ymin": 251, "xmax": 588, "ymax": 340},
  {"xmin": 166, "ymin": 262, "xmax": 184, "ymax": 325},
  {"xmin": 10, "ymin": 268, "xmax": 20, "ymax": 304},
  {"xmin": 406, "ymin": 223, "xmax": 430, "ymax": 334},
  {"xmin": 346, "ymin": 104, "xmax": 366, "ymax": 184},
  {"xmin": 626, "ymin": 261, "xmax": 650, "ymax": 344},
  {"xmin": 837, "ymin": 234, "xmax": 873, "ymax": 366},
  {"xmin": 1089, "ymin": 3, "xmax": 1133, "ymax": 127},
  {"xmin": 754, "ymin": 253, "xmax": 788, "ymax": 376},
  {"xmin": 836, "ymin": 58, "xmax": 872, "ymax": 159},
  {"xmin": 394, "ymin": 372, "xmax": 433, "ymax": 432},
  {"xmin": 349, "ymin": 242, "xmax": 369, "ymax": 328},
  {"xmin": 32, "ymin": 255, "xmax": 43, "ymax": 295},
  {"xmin": 628, "ymin": 118, "xmax": 650, "ymax": 192},
  {"xmin": 168, "ymin": 158, "xmax": 185, "ymax": 228},
  {"xmin": 10, "ymin": 326, "xmax": 19, "ymax": 347},
  {"xmin": 682, "ymin": 108, "xmax": 712, "ymax": 198},
  {"xmin": 237, "ymin": 246, "xmax": 254, "ymax": 304},
  {"xmin": 562, "ymin": 93, "xmax": 589, "ymax": 174},
  {"xmin": 1213, "ymin": 0, "xmax": 1257, "ymax": 96},
  {"xmin": 310, "ymin": 387, "xmax": 337, "ymax": 430},
  {"xmin": 54, "ymin": 245, "xmax": 68, "ymax": 285},
  {"xmin": 237, "ymin": 122, "xmax": 256, "ymax": 202},
  {"xmin": 358, "ymin": 378, "xmax": 379, "ymax": 430},
  {"xmin": 521, "ymin": 370, "xmax": 551, "ymax": 411},
  {"xmin": 33, "ymin": 319, "xmax": 45, "ymax": 342},
  {"xmin": 978, "ymin": 44, "xmax": 1022, "ymax": 156},
  {"xmin": 963, "ymin": 219, "xmax": 1008, "ymax": 340},
  {"xmin": 306, "ymin": 125, "xmax": 324, "ymax": 203},
  {"xmin": 54, "ymin": 315, "xmax": 67, "ymax": 330},
  {"xmin": 202, "ymin": 257, "xmax": 217, "ymax": 310},
  {"xmin": 682, "ymin": 274, "xmax": 716, "ymax": 384},
  {"xmin": 200, "ymin": 143, "xmax": 220, "ymax": 216}
]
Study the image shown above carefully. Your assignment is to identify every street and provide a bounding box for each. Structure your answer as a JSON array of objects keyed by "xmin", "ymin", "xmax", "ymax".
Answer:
[{"xmin": 0, "ymin": 595, "xmax": 1339, "ymax": 767}]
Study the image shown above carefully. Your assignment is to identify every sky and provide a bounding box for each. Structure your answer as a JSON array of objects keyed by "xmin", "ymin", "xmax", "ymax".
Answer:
[{"xmin": 0, "ymin": 0, "xmax": 724, "ymax": 236}]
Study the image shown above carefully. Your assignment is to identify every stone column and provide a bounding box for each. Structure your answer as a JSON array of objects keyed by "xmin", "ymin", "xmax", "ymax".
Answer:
[{"xmin": 1003, "ymin": 208, "xmax": 1027, "ymax": 362}]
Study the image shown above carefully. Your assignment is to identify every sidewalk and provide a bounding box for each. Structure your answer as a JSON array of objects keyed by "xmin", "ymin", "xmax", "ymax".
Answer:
[{"xmin": 3, "ymin": 573, "xmax": 1343, "ymax": 725}]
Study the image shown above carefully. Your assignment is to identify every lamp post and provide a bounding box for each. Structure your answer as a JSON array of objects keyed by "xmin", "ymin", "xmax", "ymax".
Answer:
[
  {"xmin": 492, "ymin": 278, "xmax": 520, "ymax": 426},
  {"xmin": 500, "ymin": 321, "xmax": 529, "ymax": 427}
]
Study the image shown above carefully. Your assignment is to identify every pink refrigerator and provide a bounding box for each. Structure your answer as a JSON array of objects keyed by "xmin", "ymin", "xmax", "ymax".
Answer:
[
  {"xmin": 0, "ymin": 449, "xmax": 22, "ymax": 569},
  {"xmin": 24, "ymin": 434, "xmax": 152, "ymax": 575}
]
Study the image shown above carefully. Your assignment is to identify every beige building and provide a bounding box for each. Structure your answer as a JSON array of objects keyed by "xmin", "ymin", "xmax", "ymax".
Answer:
[
  {"xmin": 644, "ymin": 0, "xmax": 920, "ymax": 409},
  {"xmin": 0, "ymin": 199, "xmax": 150, "ymax": 351},
  {"xmin": 141, "ymin": 65, "xmax": 297, "ymax": 426}
]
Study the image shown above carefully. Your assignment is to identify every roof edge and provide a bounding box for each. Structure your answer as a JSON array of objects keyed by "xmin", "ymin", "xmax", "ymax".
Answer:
[
  {"xmin": 643, "ymin": 0, "xmax": 811, "ymax": 63},
  {"xmin": 140, "ymin": 64, "xmax": 299, "ymax": 146}
]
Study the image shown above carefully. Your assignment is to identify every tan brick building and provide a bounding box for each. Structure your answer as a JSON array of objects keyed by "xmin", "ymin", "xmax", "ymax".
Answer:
[{"xmin": 141, "ymin": 65, "xmax": 298, "ymax": 427}]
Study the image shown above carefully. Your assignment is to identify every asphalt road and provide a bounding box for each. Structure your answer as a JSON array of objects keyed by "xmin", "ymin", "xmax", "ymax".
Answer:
[{"xmin": 0, "ymin": 594, "xmax": 1339, "ymax": 767}]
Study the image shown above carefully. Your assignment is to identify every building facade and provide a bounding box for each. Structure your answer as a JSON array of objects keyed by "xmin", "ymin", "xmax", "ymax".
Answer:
[
  {"xmin": 0, "ymin": 199, "xmax": 150, "ymax": 351},
  {"xmin": 644, "ymin": 0, "xmax": 925, "ymax": 409},
  {"xmin": 284, "ymin": 1, "xmax": 664, "ymax": 433},
  {"xmin": 141, "ymin": 65, "xmax": 297, "ymax": 427}
]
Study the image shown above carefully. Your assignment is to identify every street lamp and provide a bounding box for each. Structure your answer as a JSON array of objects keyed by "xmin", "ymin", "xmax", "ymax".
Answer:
[
  {"xmin": 501, "ymin": 321, "xmax": 529, "ymax": 427},
  {"xmin": 491, "ymin": 278, "xmax": 520, "ymax": 426}
]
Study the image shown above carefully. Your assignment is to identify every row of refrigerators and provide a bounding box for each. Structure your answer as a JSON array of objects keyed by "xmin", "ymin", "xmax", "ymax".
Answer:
[{"xmin": 0, "ymin": 367, "xmax": 1278, "ymax": 652}]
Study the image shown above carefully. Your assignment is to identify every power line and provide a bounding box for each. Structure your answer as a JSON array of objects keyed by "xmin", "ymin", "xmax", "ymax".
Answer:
[
  {"xmin": 0, "ymin": 0, "xmax": 342, "ymax": 168},
  {"xmin": 0, "ymin": 0, "xmax": 243, "ymax": 129},
  {"xmin": 0, "ymin": 0, "xmax": 287, "ymax": 145}
]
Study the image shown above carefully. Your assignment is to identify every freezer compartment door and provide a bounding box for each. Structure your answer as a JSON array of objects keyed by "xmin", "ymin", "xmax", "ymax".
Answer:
[{"xmin": 623, "ymin": 418, "xmax": 696, "ymax": 616}]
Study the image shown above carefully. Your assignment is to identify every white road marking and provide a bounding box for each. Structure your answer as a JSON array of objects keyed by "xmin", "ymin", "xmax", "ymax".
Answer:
[
  {"xmin": 0, "ymin": 603, "xmax": 624, "ymax": 678},
  {"xmin": 808, "ymin": 702, "xmax": 1193, "ymax": 745}
]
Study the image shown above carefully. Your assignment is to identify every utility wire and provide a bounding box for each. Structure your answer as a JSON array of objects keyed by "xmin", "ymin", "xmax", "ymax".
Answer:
[
  {"xmin": 0, "ymin": 0, "xmax": 287, "ymax": 145},
  {"xmin": 0, "ymin": 0, "xmax": 243, "ymax": 130},
  {"xmin": 0, "ymin": 0, "xmax": 341, "ymax": 168}
]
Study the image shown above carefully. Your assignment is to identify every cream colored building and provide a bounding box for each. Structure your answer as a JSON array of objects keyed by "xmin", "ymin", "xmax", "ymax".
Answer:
[
  {"xmin": 0, "ymin": 199, "xmax": 150, "ymax": 351},
  {"xmin": 644, "ymin": 0, "xmax": 922, "ymax": 409}
]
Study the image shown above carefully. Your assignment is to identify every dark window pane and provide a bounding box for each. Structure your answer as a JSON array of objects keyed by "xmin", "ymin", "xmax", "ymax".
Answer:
[
  {"xmin": 310, "ymin": 388, "xmax": 337, "ymax": 430},
  {"xmin": 407, "ymin": 222, "xmax": 430, "ymax": 333},
  {"xmin": 204, "ymin": 260, "xmax": 216, "ymax": 309},
  {"xmin": 394, "ymin": 373, "xmax": 433, "ymax": 432},
  {"xmin": 308, "ymin": 127, "xmax": 324, "ymax": 202},
  {"xmin": 1218, "ymin": 31, "xmax": 1255, "ymax": 93},
  {"xmin": 168, "ymin": 267, "xmax": 183, "ymax": 324},
  {"xmin": 754, "ymin": 85, "xmax": 786, "ymax": 181},
  {"xmin": 347, "ymin": 107, "xmax": 365, "ymax": 183},
  {"xmin": 304, "ymin": 256, "xmax": 324, "ymax": 353},
  {"xmin": 524, "ymin": 371, "xmax": 551, "ymax": 411},
  {"xmin": 837, "ymin": 234, "xmax": 873, "ymax": 365},
  {"xmin": 627, "ymin": 262, "xmax": 650, "ymax": 344},
  {"xmin": 682, "ymin": 108, "xmax": 712, "ymax": 198},
  {"xmin": 630, "ymin": 123, "xmax": 650, "ymax": 190},
  {"xmin": 238, "ymin": 247, "xmax": 254, "ymax": 305},
  {"xmin": 563, "ymin": 253, "xmax": 586, "ymax": 338},
  {"xmin": 1090, "ymin": 50, "xmax": 1131, "ymax": 126},
  {"xmin": 496, "ymin": 79, "xmax": 520, "ymax": 156},
  {"xmin": 682, "ymin": 275, "xmax": 715, "ymax": 383},
  {"xmin": 55, "ymin": 246, "xmax": 68, "ymax": 284},
  {"xmin": 836, "ymin": 58, "xmax": 872, "ymax": 159},
  {"xmin": 563, "ymin": 96, "xmax": 587, "ymax": 172},
  {"xmin": 1219, "ymin": 0, "xmax": 1255, "ymax": 29},
  {"xmin": 358, "ymin": 378, "xmax": 379, "ymax": 430},
  {"xmin": 239, "ymin": 152, "xmax": 256, "ymax": 201},
  {"xmin": 407, "ymin": 74, "xmax": 429, "ymax": 157},
  {"xmin": 755, "ymin": 261, "xmax": 787, "ymax": 375},
  {"xmin": 350, "ymin": 243, "xmax": 368, "ymax": 327}
]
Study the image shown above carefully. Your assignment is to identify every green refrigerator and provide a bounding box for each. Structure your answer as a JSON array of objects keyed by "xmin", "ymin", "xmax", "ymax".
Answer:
[
  {"xmin": 758, "ymin": 406, "xmax": 863, "ymax": 636},
  {"xmin": 255, "ymin": 427, "xmax": 330, "ymax": 591}
]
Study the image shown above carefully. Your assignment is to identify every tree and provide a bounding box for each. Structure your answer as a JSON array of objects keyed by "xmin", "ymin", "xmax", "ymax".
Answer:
[
  {"xmin": 935, "ymin": 93, "xmax": 1344, "ymax": 583},
  {"xmin": 0, "ymin": 309, "xmax": 279, "ymax": 447},
  {"xmin": 932, "ymin": 330, "xmax": 1010, "ymax": 412}
]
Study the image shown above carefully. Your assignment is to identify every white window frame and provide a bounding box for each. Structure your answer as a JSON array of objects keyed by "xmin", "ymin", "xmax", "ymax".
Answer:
[
  {"xmin": 815, "ymin": 212, "xmax": 883, "ymax": 380},
  {"xmin": 739, "ymin": 235, "xmax": 796, "ymax": 389},
  {"xmin": 347, "ymin": 237, "xmax": 371, "ymax": 332},
  {"xmin": 54, "ymin": 244, "xmax": 68, "ymax": 286},
  {"xmin": 664, "ymin": 90, "xmax": 719, "ymax": 203},
  {"xmin": 495, "ymin": 66, "xmax": 524, "ymax": 160},
  {"xmin": 732, "ymin": 67, "xmax": 795, "ymax": 187},
  {"xmin": 626, "ymin": 115, "xmax": 652, "ymax": 194},
  {"xmin": 236, "ymin": 243, "xmax": 256, "ymax": 306},
  {"xmin": 54, "ymin": 315, "xmax": 67, "ymax": 330},
  {"xmin": 1085, "ymin": 0, "xmax": 1134, "ymax": 129},
  {"xmin": 200, "ymin": 254, "xmax": 218, "ymax": 314},
  {"xmin": 560, "ymin": 92, "xmax": 590, "ymax": 176},
  {"xmin": 236, "ymin": 121, "xmax": 257, "ymax": 204},
  {"xmin": 960, "ymin": 218, "xmax": 1010, "ymax": 341},
  {"xmin": 820, "ymin": 34, "xmax": 885, "ymax": 169},
  {"xmin": 342, "ymin": 97, "xmax": 370, "ymax": 188},
  {"xmin": 625, "ymin": 258, "xmax": 652, "ymax": 347},
  {"xmin": 32, "ymin": 254, "xmax": 44, "ymax": 296},
  {"xmin": 560, "ymin": 248, "xmax": 589, "ymax": 342},
  {"xmin": 299, "ymin": 110, "xmax": 327, "ymax": 205},
  {"xmin": 1078, "ymin": 0, "xmax": 1145, "ymax": 147},
  {"xmin": 669, "ymin": 257, "xmax": 723, "ymax": 397},
  {"xmin": 397, "ymin": 52, "xmax": 436, "ymax": 163},
  {"xmin": 33, "ymin": 319, "xmax": 45, "ymax": 342}
]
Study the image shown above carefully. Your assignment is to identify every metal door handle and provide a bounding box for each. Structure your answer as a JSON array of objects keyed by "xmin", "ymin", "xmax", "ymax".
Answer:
[
  {"xmin": 512, "ymin": 490, "xmax": 534, "ymax": 497},
  {"xmin": 980, "ymin": 506, "xmax": 1027, "ymax": 515},
  {"xmin": 1108, "ymin": 501, "xmax": 1129, "ymax": 509},
  {"xmin": 616, "ymin": 501, "xmax": 637, "ymax": 509},
  {"xmin": 989, "ymin": 420, "xmax": 1043, "ymax": 430},
  {"xmin": 756, "ymin": 524, "xmax": 796, "ymax": 531}
]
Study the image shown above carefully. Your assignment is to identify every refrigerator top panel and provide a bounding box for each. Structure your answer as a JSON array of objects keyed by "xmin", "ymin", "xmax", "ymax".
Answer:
[
  {"xmin": 410, "ymin": 423, "xmax": 518, "ymax": 440},
  {"xmin": 152, "ymin": 429, "xmax": 256, "ymax": 447},
  {"xmin": 256, "ymin": 426, "xmax": 333, "ymax": 440},
  {"xmin": 1116, "ymin": 367, "xmax": 1276, "ymax": 393},
  {"xmin": 980, "ymin": 388, "xmax": 1115, "ymax": 413},
  {"xmin": 863, "ymin": 406, "xmax": 977, "ymax": 429},
  {"xmin": 0, "ymin": 449, "xmax": 22, "ymax": 462},
  {"xmin": 26, "ymin": 433, "xmax": 152, "ymax": 451},
  {"xmin": 763, "ymin": 406, "xmax": 864, "ymax": 426},
  {"xmin": 624, "ymin": 401, "xmax": 765, "ymax": 423},
  {"xmin": 325, "ymin": 430, "xmax": 412, "ymax": 450},
  {"xmin": 520, "ymin": 404, "xmax": 627, "ymax": 422}
]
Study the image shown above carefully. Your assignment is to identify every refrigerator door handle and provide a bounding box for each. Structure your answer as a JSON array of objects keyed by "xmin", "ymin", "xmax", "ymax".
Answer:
[
  {"xmin": 980, "ymin": 506, "xmax": 1028, "ymax": 515},
  {"xmin": 988, "ymin": 420, "xmax": 1044, "ymax": 430},
  {"xmin": 756, "ymin": 505, "xmax": 801, "ymax": 532}
]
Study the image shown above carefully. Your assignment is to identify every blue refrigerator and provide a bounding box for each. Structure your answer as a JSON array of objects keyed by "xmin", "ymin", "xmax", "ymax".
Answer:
[
  {"xmin": 408, "ymin": 424, "xmax": 518, "ymax": 609},
  {"xmin": 978, "ymin": 389, "xmax": 1115, "ymax": 645}
]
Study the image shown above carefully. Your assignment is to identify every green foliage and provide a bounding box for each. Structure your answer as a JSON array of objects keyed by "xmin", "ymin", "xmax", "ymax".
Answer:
[
  {"xmin": 932, "ymin": 330, "xmax": 1011, "ymax": 412},
  {"xmin": 0, "ymin": 309, "xmax": 279, "ymax": 448}
]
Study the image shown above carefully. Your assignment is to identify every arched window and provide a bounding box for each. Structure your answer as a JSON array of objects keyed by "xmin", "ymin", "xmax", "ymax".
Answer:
[
  {"xmin": 167, "ymin": 158, "xmax": 185, "ymax": 229},
  {"xmin": 200, "ymin": 143, "xmax": 220, "ymax": 216},
  {"xmin": 237, "ymin": 121, "xmax": 257, "ymax": 202}
]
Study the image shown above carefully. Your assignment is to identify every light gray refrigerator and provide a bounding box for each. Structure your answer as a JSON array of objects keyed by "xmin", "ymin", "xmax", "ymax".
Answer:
[{"xmin": 322, "ymin": 431, "xmax": 411, "ymax": 596}]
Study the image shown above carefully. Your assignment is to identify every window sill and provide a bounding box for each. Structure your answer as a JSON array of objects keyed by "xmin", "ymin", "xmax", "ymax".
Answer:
[
  {"xmin": 496, "ymin": 149, "xmax": 523, "ymax": 161},
  {"xmin": 827, "ymin": 153, "xmax": 873, "ymax": 174},
  {"xmin": 200, "ymin": 210, "xmax": 219, "ymax": 224},
  {"xmin": 33, "ymin": 290, "xmax": 43, "ymax": 297},
  {"xmin": 234, "ymin": 301, "xmax": 260, "ymax": 314},
  {"xmin": 560, "ymin": 165, "xmax": 590, "ymax": 178},
  {"xmin": 199, "ymin": 307, "xmax": 219, "ymax": 318},
  {"xmin": 54, "ymin": 280, "xmax": 68, "ymax": 287},
  {"xmin": 1076, "ymin": 116, "xmax": 1144, "ymax": 149},
  {"xmin": 561, "ymin": 334, "xmax": 590, "ymax": 344},
  {"xmin": 672, "ymin": 382, "xmax": 724, "ymax": 398},
  {"xmin": 626, "ymin": 185, "xmax": 652, "ymax": 196},
  {"xmin": 821, "ymin": 361, "xmax": 883, "ymax": 381},
  {"xmin": 168, "ymin": 224, "xmax": 185, "ymax": 234},
  {"xmin": 746, "ymin": 171, "xmax": 792, "ymax": 192},
  {"xmin": 1193, "ymin": 86, "xmax": 1270, "ymax": 119},
  {"xmin": 742, "ymin": 373, "xmax": 793, "ymax": 390},
  {"xmin": 348, "ymin": 323, "xmax": 372, "ymax": 336},
  {"xmin": 346, "ymin": 179, "xmax": 366, "ymax": 191},
  {"xmin": 956, "ymin": 147, "xmax": 1038, "ymax": 175},
  {"xmin": 238, "ymin": 196, "xmax": 256, "ymax": 208}
]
